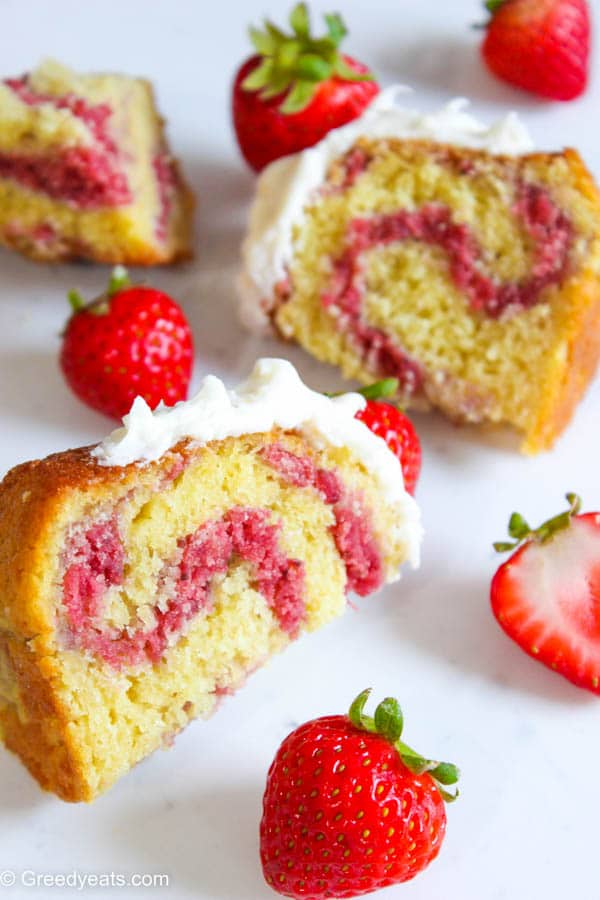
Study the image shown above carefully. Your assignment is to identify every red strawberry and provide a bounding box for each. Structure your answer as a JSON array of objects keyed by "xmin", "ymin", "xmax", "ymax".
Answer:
[
  {"xmin": 60, "ymin": 267, "xmax": 194, "ymax": 420},
  {"xmin": 232, "ymin": 3, "xmax": 379, "ymax": 173},
  {"xmin": 354, "ymin": 379, "xmax": 422, "ymax": 495},
  {"xmin": 481, "ymin": 0, "xmax": 590, "ymax": 101},
  {"xmin": 491, "ymin": 493, "xmax": 600, "ymax": 694},
  {"xmin": 260, "ymin": 689, "xmax": 459, "ymax": 899}
]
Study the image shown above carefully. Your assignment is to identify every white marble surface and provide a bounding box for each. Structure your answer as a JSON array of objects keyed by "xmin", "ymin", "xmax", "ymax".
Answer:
[{"xmin": 0, "ymin": 1, "xmax": 599, "ymax": 898}]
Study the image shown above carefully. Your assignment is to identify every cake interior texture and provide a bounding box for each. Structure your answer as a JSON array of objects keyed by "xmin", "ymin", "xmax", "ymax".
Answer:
[
  {"xmin": 0, "ymin": 59, "xmax": 194, "ymax": 263},
  {"xmin": 0, "ymin": 430, "xmax": 408, "ymax": 802},
  {"xmin": 272, "ymin": 139, "xmax": 600, "ymax": 452}
]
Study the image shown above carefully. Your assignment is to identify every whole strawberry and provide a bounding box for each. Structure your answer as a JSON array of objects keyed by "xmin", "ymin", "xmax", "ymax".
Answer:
[
  {"xmin": 354, "ymin": 379, "xmax": 422, "ymax": 495},
  {"xmin": 60, "ymin": 267, "xmax": 194, "ymax": 419},
  {"xmin": 481, "ymin": 0, "xmax": 590, "ymax": 101},
  {"xmin": 260, "ymin": 690, "xmax": 459, "ymax": 899},
  {"xmin": 232, "ymin": 3, "xmax": 379, "ymax": 172},
  {"xmin": 491, "ymin": 493, "xmax": 600, "ymax": 693}
]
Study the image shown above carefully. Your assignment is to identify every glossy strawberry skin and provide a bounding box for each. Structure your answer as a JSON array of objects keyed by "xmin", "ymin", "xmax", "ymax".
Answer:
[
  {"xmin": 491, "ymin": 512, "xmax": 600, "ymax": 694},
  {"xmin": 60, "ymin": 286, "xmax": 194, "ymax": 420},
  {"xmin": 481, "ymin": 0, "xmax": 590, "ymax": 101},
  {"xmin": 260, "ymin": 714, "xmax": 446, "ymax": 899},
  {"xmin": 355, "ymin": 401, "xmax": 422, "ymax": 495},
  {"xmin": 232, "ymin": 55, "xmax": 379, "ymax": 173}
]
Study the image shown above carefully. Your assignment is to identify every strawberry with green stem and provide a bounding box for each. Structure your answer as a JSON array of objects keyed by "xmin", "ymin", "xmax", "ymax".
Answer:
[
  {"xmin": 232, "ymin": 3, "xmax": 379, "ymax": 172},
  {"xmin": 60, "ymin": 266, "xmax": 194, "ymax": 420},
  {"xmin": 354, "ymin": 378, "xmax": 422, "ymax": 495},
  {"xmin": 491, "ymin": 492, "xmax": 600, "ymax": 694},
  {"xmin": 260, "ymin": 688, "xmax": 459, "ymax": 899},
  {"xmin": 480, "ymin": 0, "xmax": 590, "ymax": 101}
]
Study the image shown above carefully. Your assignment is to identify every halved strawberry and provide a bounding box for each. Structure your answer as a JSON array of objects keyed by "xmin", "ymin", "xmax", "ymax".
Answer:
[{"xmin": 491, "ymin": 493, "xmax": 600, "ymax": 694}]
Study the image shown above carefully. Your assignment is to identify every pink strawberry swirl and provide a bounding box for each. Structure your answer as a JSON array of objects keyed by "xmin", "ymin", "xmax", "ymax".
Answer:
[
  {"xmin": 62, "ymin": 507, "xmax": 306, "ymax": 669},
  {"xmin": 61, "ymin": 448, "xmax": 384, "ymax": 668},
  {"xmin": 321, "ymin": 183, "xmax": 572, "ymax": 395},
  {"xmin": 0, "ymin": 77, "xmax": 131, "ymax": 207},
  {"xmin": 260, "ymin": 444, "xmax": 384, "ymax": 597}
]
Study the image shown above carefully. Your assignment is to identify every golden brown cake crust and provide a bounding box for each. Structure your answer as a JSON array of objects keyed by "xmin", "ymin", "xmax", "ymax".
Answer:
[
  {"xmin": 0, "ymin": 633, "xmax": 92, "ymax": 801},
  {"xmin": 521, "ymin": 150, "xmax": 600, "ymax": 453},
  {"xmin": 0, "ymin": 440, "xmax": 199, "ymax": 801}
]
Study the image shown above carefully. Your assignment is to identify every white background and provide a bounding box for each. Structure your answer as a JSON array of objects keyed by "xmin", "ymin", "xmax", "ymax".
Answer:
[{"xmin": 1, "ymin": 1, "xmax": 599, "ymax": 898}]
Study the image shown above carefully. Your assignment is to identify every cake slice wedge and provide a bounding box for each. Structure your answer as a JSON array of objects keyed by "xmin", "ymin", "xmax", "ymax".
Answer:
[
  {"xmin": 0, "ymin": 359, "xmax": 420, "ymax": 802},
  {"xmin": 239, "ymin": 90, "xmax": 600, "ymax": 453},
  {"xmin": 0, "ymin": 59, "xmax": 194, "ymax": 264}
]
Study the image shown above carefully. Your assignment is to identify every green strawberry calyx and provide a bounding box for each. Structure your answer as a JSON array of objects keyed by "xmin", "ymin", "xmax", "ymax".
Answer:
[
  {"xmin": 67, "ymin": 266, "xmax": 132, "ymax": 316},
  {"xmin": 355, "ymin": 378, "xmax": 399, "ymax": 401},
  {"xmin": 348, "ymin": 689, "xmax": 460, "ymax": 802},
  {"xmin": 493, "ymin": 493, "xmax": 582, "ymax": 553},
  {"xmin": 355, "ymin": 378, "xmax": 410, "ymax": 414},
  {"xmin": 242, "ymin": 2, "xmax": 375, "ymax": 114},
  {"xmin": 328, "ymin": 378, "xmax": 401, "ymax": 406},
  {"xmin": 484, "ymin": 0, "xmax": 506, "ymax": 14}
]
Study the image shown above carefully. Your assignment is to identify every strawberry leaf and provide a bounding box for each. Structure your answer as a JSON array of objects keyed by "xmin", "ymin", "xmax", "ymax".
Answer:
[
  {"xmin": 278, "ymin": 39, "xmax": 302, "ymax": 69},
  {"xmin": 347, "ymin": 690, "xmax": 460, "ymax": 803},
  {"xmin": 333, "ymin": 56, "xmax": 375, "ymax": 82},
  {"xmin": 67, "ymin": 289, "xmax": 85, "ymax": 313},
  {"xmin": 289, "ymin": 2, "xmax": 310, "ymax": 39},
  {"xmin": 107, "ymin": 265, "xmax": 130, "ymax": 297},
  {"xmin": 398, "ymin": 749, "xmax": 433, "ymax": 776},
  {"xmin": 296, "ymin": 53, "xmax": 332, "ymax": 82},
  {"xmin": 495, "ymin": 493, "xmax": 583, "ymax": 553},
  {"xmin": 357, "ymin": 378, "xmax": 399, "ymax": 401},
  {"xmin": 242, "ymin": 59, "xmax": 275, "ymax": 91},
  {"xmin": 493, "ymin": 540, "xmax": 518, "ymax": 553},
  {"xmin": 242, "ymin": 4, "xmax": 377, "ymax": 114},
  {"xmin": 374, "ymin": 697, "xmax": 403, "ymax": 742},
  {"xmin": 249, "ymin": 26, "xmax": 277, "ymax": 56},
  {"xmin": 265, "ymin": 21, "xmax": 287, "ymax": 43},
  {"xmin": 508, "ymin": 512, "xmax": 530, "ymax": 540},
  {"xmin": 280, "ymin": 79, "xmax": 317, "ymax": 113},
  {"xmin": 439, "ymin": 786, "xmax": 460, "ymax": 803},
  {"xmin": 260, "ymin": 72, "xmax": 294, "ymax": 100},
  {"xmin": 324, "ymin": 12, "xmax": 347, "ymax": 46},
  {"xmin": 348, "ymin": 688, "xmax": 372, "ymax": 730},
  {"xmin": 430, "ymin": 761, "xmax": 460, "ymax": 785},
  {"xmin": 484, "ymin": 0, "xmax": 506, "ymax": 13}
]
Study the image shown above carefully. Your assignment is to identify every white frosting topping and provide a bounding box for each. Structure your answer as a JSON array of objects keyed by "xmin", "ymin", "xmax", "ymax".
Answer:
[
  {"xmin": 92, "ymin": 358, "xmax": 421, "ymax": 565},
  {"xmin": 238, "ymin": 86, "xmax": 535, "ymax": 332}
]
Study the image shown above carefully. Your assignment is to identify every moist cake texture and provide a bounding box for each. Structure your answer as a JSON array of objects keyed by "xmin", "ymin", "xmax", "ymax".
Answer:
[
  {"xmin": 0, "ymin": 59, "xmax": 194, "ymax": 264},
  {"xmin": 0, "ymin": 360, "xmax": 420, "ymax": 801},
  {"xmin": 239, "ymin": 91, "xmax": 600, "ymax": 453}
]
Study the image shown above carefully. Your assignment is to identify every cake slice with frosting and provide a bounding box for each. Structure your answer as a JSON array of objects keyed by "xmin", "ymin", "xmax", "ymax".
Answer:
[
  {"xmin": 0, "ymin": 359, "xmax": 420, "ymax": 802},
  {"xmin": 239, "ymin": 89, "xmax": 600, "ymax": 453},
  {"xmin": 0, "ymin": 59, "xmax": 194, "ymax": 264}
]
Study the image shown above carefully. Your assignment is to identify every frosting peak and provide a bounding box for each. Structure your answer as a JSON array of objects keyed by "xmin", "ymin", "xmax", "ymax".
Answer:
[{"xmin": 91, "ymin": 359, "xmax": 421, "ymax": 566}]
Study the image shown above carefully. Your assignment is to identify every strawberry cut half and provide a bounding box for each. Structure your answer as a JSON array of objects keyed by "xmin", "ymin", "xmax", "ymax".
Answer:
[{"xmin": 491, "ymin": 498, "xmax": 600, "ymax": 694}]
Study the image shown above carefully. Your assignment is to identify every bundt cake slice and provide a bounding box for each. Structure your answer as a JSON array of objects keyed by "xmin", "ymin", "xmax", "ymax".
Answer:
[
  {"xmin": 239, "ymin": 91, "xmax": 600, "ymax": 453},
  {"xmin": 0, "ymin": 59, "xmax": 194, "ymax": 264},
  {"xmin": 0, "ymin": 359, "xmax": 420, "ymax": 802}
]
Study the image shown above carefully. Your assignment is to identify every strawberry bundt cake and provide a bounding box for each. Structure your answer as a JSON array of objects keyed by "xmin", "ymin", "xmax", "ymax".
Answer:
[
  {"xmin": 0, "ymin": 359, "xmax": 421, "ymax": 802},
  {"xmin": 0, "ymin": 59, "xmax": 194, "ymax": 264},
  {"xmin": 239, "ymin": 89, "xmax": 600, "ymax": 453}
]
